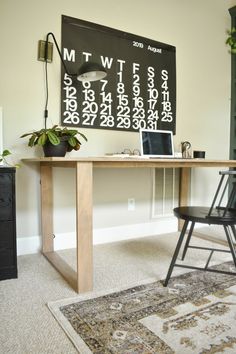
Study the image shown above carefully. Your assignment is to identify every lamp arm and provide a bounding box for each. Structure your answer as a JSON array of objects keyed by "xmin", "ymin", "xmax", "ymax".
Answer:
[
  {"xmin": 42, "ymin": 32, "xmax": 107, "ymax": 129},
  {"xmin": 45, "ymin": 32, "xmax": 76, "ymax": 77},
  {"xmin": 44, "ymin": 32, "xmax": 77, "ymax": 129}
]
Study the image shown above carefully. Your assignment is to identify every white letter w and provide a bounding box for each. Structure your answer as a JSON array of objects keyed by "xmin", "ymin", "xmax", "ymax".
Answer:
[{"xmin": 101, "ymin": 56, "xmax": 113, "ymax": 69}]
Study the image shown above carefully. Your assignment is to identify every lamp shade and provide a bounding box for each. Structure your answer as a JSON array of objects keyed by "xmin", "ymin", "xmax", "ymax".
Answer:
[{"xmin": 77, "ymin": 61, "xmax": 107, "ymax": 82}]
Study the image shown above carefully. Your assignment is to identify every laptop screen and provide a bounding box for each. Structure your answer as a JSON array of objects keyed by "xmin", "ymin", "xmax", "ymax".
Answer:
[{"xmin": 140, "ymin": 129, "xmax": 174, "ymax": 158}]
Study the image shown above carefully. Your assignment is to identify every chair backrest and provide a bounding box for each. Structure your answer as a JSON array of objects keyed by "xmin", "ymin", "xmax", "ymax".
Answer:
[{"xmin": 207, "ymin": 170, "xmax": 236, "ymax": 218}]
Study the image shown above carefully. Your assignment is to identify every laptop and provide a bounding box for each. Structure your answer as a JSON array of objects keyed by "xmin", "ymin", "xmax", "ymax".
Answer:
[{"xmin": 140, "ymin": 129, "xmax": 175, "ymax": 158}]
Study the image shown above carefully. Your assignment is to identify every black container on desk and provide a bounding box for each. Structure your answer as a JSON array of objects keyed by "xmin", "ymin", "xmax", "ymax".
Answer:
[{"xmin": 193, "ymin": 151, "xmax": 206, "ymax": 159}]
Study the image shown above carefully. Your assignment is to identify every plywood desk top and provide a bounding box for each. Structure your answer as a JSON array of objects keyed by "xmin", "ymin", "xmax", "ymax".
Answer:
[{"xmin": 22, "ymin": 157, "xmax": 236, "ymax": 169}]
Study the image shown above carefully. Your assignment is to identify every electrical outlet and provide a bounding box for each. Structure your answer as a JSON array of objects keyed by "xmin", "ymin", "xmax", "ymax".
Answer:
[{"xmin": 128, "ymin": 198, "xmax": 135, "ymax": 211}]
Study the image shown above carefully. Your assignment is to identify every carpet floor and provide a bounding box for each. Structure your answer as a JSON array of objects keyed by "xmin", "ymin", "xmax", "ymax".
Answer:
[{"xmin": 0, "ymin": 227, "xmax": 233, "ymax": 353}]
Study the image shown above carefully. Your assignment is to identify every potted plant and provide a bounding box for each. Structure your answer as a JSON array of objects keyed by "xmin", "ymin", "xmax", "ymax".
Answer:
[
  {"xmin": 0, "ymin": 149, "xmax": 21, "ymax": 168},
  {"xmin": 226, "ymin": 27, "xmax": 236, "ymax": 53},
  {"xmin": 20, "ymin": 125, "xmax": 87, "ymax": 157}
]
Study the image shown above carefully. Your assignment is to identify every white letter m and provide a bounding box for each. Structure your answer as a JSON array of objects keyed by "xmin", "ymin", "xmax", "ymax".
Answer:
[{"xmin": 63, "ymin": 48, "xmax": 75, "ymax": 62}]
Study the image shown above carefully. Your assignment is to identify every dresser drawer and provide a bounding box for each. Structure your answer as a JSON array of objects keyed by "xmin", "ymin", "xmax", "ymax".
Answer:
[
  {"xmin": 0, "ymin": 248, "xmax": 16, "ymax": 268},
  {"xmin": 0, "ymin": 168, "xmax": 17, "ymax": 280},
  {"xmin": 0, "ymin": 192, "xmax": 13, "ymax": 221},
  {"xmin": 0, "ymin": 173, "xmax": 12, "ymax": 187},
  {"xmin": 0, "ymin": 174, "xmax": 14, "ymax": 221},
  {"xmin": 0, "ymin": 221, "xmax": 15, "ymax": 249}
]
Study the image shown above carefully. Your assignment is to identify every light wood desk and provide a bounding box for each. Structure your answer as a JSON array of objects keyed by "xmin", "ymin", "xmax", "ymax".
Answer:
[{"xmin": 22, "ymin": 157, "xmax": 236, "ymax": 293}]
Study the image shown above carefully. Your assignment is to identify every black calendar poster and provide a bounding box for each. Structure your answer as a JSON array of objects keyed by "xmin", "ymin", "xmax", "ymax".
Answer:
[{"xmin": 61, "ymin": 15, "xmax": 176, "ymax": 133}]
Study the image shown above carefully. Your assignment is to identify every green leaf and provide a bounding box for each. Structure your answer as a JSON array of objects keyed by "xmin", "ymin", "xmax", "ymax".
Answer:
[
  {"xmin": 47, "ymin": 131, "xmax": 60, "ymax": 145},
  {"xmin": 226, "ymin": 37, "xmax": 232, "ymax": 45},
  {"xmin": 37, "ymin": 133, "xmax": 47, "ymax": 146},
  {"xmin": 20, "ymin": 132, "xmax": 33, "ymax": 138},
  {"xmin": 68, "ymin": 129, "xmax": 78, "ymax": 136},
  {"xmin": 28, "ymin": 134, "xmax": 37, "ymax": 147},
  {"xmin": 2, "ymin": 149, "xmax": 11, "ymax": 157},
  {"xmin": 77, "ymin": 132, "xmax": 88, "ymax": 141},
  {"xmin": 68, "ymin": 136, "xmax": 77, "ymax": 147}
]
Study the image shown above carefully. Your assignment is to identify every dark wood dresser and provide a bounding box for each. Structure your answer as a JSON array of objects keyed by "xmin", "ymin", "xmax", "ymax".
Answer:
[{"xmin": 0, "ymin": 167, "xmax": 17, "ymax": 280}]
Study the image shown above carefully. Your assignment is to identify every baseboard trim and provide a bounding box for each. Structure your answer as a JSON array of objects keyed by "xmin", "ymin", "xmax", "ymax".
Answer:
[{"xmin": 17, "ymin": 218, "xmax": 178, "ymax": 256}]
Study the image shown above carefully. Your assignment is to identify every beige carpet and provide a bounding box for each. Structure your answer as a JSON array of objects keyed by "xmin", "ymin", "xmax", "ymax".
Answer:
[{"xmin": 0, "ymin": 228, "xmax": 233, "ymax": 353}]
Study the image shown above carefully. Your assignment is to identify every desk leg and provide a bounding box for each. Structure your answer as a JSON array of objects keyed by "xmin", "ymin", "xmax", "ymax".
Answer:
[
  {"xmin": 40, "ymin": 164, "xmax": 54, "ymax": 253},
  {"xmin": 76, "ymin": 162, "xmax": 93, "ymax": 293},
  {"xmin": 179, "ymin": 167, "xmax": 191, "ymax": 230}
]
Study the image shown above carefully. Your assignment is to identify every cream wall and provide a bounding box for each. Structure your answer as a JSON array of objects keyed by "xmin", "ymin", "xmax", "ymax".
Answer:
[{"xmin": 0, "ymin": 0, "xmax": 235, "ymax": 253}]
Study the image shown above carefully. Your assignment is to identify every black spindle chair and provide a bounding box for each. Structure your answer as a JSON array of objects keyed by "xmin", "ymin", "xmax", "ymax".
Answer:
[{"xmin": 164, "ymin": 170, "xmax": 236, "ymax": 287}]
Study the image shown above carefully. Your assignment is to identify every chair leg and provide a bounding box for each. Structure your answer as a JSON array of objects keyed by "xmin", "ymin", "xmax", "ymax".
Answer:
[
  {"xmin": 224, "ymin": 225, "xmax": 236, "ymax": 268},
  {"xmin": 163, "ymin": 220, "xmax": 189, "ymax": 287},
  {"xmin": 181, "ymin": 221, "xmax": 195, "ymax": 260},
  {"xmin": 230, "ymin": 225, "xmax": 236, "ymax": 243}
]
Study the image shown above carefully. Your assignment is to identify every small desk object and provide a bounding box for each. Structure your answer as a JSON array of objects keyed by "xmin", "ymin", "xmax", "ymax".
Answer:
[{"xmin": 22, "ymin": 157, "xmax": 236, "ymax": 293}]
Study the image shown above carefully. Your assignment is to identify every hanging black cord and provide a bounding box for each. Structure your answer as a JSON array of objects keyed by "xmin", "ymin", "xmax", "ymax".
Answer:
[
  {"xmin": 44, "ymin": 35, "xmax": 50, "ymax": 129},
  {"xmin": 43, "ymin": 32, "xmax": 76, "ymax": 129},
  {"xmin": 44, "ymin": 55, "xmax": 49, "ymax": 129}
]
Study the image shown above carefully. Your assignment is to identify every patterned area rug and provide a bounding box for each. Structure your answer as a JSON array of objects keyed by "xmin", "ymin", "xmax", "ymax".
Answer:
[{"xmin": 48, "ymin": 262, "xmax": 236, "ymax": 353}]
